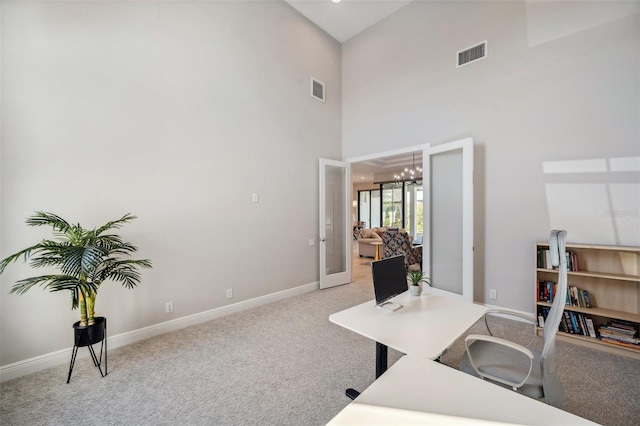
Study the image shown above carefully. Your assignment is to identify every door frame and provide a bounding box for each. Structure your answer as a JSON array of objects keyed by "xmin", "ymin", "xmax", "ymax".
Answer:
[
  {"xmin": 346, "ymin": 139, "xmax": 474, "ymax": 300},
  {"xmin": 423, "ymin": 137, "xmax": 474, "ymax": 301},
  {"xmin": 346, "ymin": 144, "xmax": 429, "ymax": 272}
]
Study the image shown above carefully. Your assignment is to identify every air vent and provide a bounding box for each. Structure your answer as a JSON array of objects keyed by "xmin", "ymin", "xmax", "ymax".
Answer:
[
  {"xmin": 457, "ymin": 41, "xmax": 487, "ymax": 68},
  {"xmin": 311, "ymin": 77, "xmax": 325, "ymax": 103}
]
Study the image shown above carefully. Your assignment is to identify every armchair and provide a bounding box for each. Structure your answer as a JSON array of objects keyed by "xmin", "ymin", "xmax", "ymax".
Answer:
[
  {"xmin": 356, "ymin": 228, "xmax": 384, "ymax": 257},
  {"xmin": 381, "ymin": 229, "xmax": 422, "ymax": 271},
  {"xmin": 459, "ymin": 230, "xmax": 567, "ymax": 407}
]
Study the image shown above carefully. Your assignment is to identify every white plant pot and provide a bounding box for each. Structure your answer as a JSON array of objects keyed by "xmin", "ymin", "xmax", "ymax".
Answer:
[{"xmin": 409, "ymin": 285, "xmax": 421, "ymax": 296}]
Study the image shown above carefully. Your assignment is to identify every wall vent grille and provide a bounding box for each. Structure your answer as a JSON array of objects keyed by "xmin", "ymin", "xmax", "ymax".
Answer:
[
  {"xmin": 311, "ymin": 78, "xmax": 325, "ymax": 102},
  {"xmin": 457, "ymin": 41, "xmax": 487, "ymax": 68}
]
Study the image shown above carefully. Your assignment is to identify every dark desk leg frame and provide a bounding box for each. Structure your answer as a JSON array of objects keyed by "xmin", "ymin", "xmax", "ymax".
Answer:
[
  {"xmin": 346, "ymin": 342, "xmax": 389, "ymax": 400},
  {"xmin": 67, "ymin": 318, "xmax": 108, "ymax": 383},
  {"xmin": 375, "ymin": 342, "xmax": 388, "ymax": 378}
]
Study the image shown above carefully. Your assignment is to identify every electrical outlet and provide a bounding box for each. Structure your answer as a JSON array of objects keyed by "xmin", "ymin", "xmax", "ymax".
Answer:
[
  {"xmin": 308, "ymin": 239, "xmax": 315, "ymax": 247},
  {"xmin": 165, "ymin": 301, "xmax": 174, "ymax": 313},
  {"xmin": 489, "ymin": 289, "xmax": 497, "ymax": 300},
  {"xmin": 226, "ymin": 288, "xmax": 233, "ymax": 299}
]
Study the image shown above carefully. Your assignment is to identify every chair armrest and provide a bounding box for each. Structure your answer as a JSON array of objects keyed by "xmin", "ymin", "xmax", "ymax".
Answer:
[
  {"xmin": 484, "ymin": 310, "xmax": 537, "ymax": 347},
  {"xmin": 464, "ymin": 334, "xmax": 535, "ymax": 390}
]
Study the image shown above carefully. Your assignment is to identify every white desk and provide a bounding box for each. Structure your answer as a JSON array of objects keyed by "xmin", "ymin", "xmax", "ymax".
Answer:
[
  {"xmin": 330, "ymin": 291, "xmax": 488, "ymax": 377},
  {"xmin": 328, "ymin": 355, "xmax": 596, "ymax": 425}
]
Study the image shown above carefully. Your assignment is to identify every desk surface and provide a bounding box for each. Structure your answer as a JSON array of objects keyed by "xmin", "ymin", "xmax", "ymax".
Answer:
[
  {"xmin": 328, "ymin": 355, "xmax": 596, "ymax": 425},
  {"xmin": 329, "ymin": 291, "xmax": 488, "ymax": 360}
]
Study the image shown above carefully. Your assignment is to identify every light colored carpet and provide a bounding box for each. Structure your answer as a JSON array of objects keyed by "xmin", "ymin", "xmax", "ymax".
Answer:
[{"xmin": 1, "ymin": 277, "xmax": 638, "ymax": 425}]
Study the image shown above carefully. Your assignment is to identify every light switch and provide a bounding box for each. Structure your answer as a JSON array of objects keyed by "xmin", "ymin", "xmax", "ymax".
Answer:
[{"xmin": 251, "ymin": 193, "xmax": 259, "ymax": 203}]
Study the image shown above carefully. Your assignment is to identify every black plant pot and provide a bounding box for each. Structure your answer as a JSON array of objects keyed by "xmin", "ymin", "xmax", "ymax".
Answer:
[
  {"xmin": 67, "ymin": 316, "xmax": 107, "ymax": 383},
  {"xmin": 72, "ymin": 316, "xmax": 106, "ymax": 347}
]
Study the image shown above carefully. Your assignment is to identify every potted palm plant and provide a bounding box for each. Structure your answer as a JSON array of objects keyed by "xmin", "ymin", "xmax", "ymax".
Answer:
[
  {"xmin": 0, "ymin": 211, "xmax": 152, "ymax": 326},
  {"xmin": 407, "ymin": 270, "xmax": 431, "ymax": 296}
]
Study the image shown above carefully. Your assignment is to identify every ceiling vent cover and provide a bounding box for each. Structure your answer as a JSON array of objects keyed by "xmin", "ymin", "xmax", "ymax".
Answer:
[
  {"xmin": 311, "ymin": 77, "xmax": 325, "ymax": 103},
  {"xmin": 457, "ymin": 41, "xmax": 487, "ymax": 68}
]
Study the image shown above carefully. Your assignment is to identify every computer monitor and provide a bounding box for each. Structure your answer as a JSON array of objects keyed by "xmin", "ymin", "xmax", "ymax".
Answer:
[{"xmin": 371, "ymin": 255, "xmax": 408, "ymax": 309}]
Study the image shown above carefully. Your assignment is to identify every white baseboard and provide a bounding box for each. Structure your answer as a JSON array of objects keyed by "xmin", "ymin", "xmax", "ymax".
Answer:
[{"xmin": 0, "ymin": 281, "xmax": 319, "ymax": 382}]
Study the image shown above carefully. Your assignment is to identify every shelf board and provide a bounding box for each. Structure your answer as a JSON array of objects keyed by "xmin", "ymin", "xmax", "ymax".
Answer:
[
  {"xmin": 537, "ymin": 328, "xmax": 640, "ymax": 352},
  {"xmin": 542, "ymin": 330, "xmax": 640, "ymax": 360},
  {"xmin": 537, "ymin": 242, "xmax": 640, "ymax": 253},
  {"xmin": 536, "ymin": 301, "xmax": 640, "ymax": 323},
  {"xmin": 535, "ymin": 268, "xmax": 640, "ymax": 283}
]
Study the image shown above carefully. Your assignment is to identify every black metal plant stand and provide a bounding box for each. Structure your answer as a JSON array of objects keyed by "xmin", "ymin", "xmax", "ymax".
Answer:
[{"xmin": 67, "ymin": 316, "xmax": 107, "ymax": 383}]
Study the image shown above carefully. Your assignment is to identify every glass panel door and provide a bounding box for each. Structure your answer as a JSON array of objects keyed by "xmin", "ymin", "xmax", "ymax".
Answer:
[
  {"xmin": 431, "ymin": 151, "xmax": 463, "ymax": 294},
  {"xmin": 319, "ymin": 159, "xmax": 351, "ymax": 289},
  {"xmin": 424, "ymin": 138, "xmax": 474, "ymax": 300}
]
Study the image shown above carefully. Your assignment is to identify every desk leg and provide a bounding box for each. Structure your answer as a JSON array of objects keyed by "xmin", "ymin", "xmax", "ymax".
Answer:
[
  {"xmin": 345, "ymin": 342, "xmax": 388, "ymax": 400},
  {"xmin": 376, "ymin": 342, "xmax": 388, "ymax": 378},
  {"xmin": 345, "ymin": 388, "xmax": 360, "ymax": 400}
]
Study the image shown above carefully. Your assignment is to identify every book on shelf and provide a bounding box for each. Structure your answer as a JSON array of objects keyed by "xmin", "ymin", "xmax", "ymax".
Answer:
[
  {"xmin": 536, "ymin": 248, "xmax": 579, "ymax": 271},
  {"xmin": 537, "ymin": 280, "xmax": 592, "ymax": 308},
  {"xmin": 580, "ymin": 314, "xmax": 590, "ymax": 336},
  {"xmin": 538, "ymin": 306, "xmax": 598, "ymax": 337},
  {"xmin": 546, "ymin": 309, "xmax": 597, "ymax": 337},
  {"xmin": 577, "ymin": 288, "xmax": 585, "ymax": 307},
  {"xmin": 585, "ymin": 318, "xmax": 597, "ymax": 338},
  {"xmin": 563, "ymin": 311, "xmax": 574, "ymax": 333},
  {"xmin": 599, "ymin": 320, "xmax": 640, "ymax": 347},
  {"xmin": 560, "ymin": 312, "xmax": 570, "ymax": 333},
  {"xmin": 569, "ymin": 286, "xmax": 579, "ymax": 306},
  {"xmin": 569, "ymin": 312, "xmax": 583, "ymax": 335}
]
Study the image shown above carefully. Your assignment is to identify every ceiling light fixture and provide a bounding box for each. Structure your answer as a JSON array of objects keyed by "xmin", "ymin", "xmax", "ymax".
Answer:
[
  {"xmin": 394, "ymin": 153, "xmax": 422, "ymax": 184},
  {"xmin": 332, "ymin": 0, "xmax": 342, "ymax": 3}
]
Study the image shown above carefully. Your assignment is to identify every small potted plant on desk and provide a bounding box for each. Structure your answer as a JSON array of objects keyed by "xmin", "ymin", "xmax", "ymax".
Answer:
[
  {"xmin": 407, "ymin": 270, "xmax": 432, "ymax": 296},
  {"xmin": 0, "ymin": 211, "xmax": 152, "ymax": 382}
]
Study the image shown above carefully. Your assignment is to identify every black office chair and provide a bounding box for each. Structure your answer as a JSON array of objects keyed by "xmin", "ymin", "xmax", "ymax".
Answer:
[{"xmin": 459, "ymin": 230, "xmax": 567, "ymax": 407}]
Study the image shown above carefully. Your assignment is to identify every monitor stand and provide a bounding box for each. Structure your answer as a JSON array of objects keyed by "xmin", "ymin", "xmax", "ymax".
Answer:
[{"xmin": 377, "ymin": 301, "xmax": 402, "ymax": 311}]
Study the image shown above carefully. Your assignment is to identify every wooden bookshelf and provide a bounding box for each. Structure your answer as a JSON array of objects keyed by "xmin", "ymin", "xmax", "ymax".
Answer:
[{"xmin": 535, "ymin": 242, "xmax": 640, "ymax": 360}]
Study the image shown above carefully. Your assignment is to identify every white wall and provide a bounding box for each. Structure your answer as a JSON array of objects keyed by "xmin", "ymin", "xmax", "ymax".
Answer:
[
  {"xmin": 1, "ymin": 1, "xmax": 341, "ymax": 366},
  {"xmin": 342, "ymin": 1, "xmax": 640, "ymax": 311}
]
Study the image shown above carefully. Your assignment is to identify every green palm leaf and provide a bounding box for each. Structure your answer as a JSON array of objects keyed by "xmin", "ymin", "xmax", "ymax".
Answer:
[
  {"xmin": 1, "ymin": 212, "xmax": 152, "ymax": 320},
  {"xmin": 25, "ymin": 211, "xmax": 71, "ymax": 233}
]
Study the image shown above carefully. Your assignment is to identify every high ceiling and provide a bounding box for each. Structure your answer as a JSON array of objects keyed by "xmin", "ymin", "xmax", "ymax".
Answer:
[{"xmin": 284, "ymin": 0, "xmax": 413, "ymax": 43}]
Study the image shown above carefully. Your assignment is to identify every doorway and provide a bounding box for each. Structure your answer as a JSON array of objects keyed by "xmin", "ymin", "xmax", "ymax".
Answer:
[{"xmin": 347, "ymin": 138, "xmax": 474, "ymax": 300}]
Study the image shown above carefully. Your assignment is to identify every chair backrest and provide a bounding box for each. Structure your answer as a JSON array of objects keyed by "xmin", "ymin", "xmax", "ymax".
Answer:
[
  {"xmin": 540, "ymin": 230, "xmax": 567, "ymax": 406},
  {"xmin": 381, "ymin": 230, "xmax": 414, "ymax": 263}
]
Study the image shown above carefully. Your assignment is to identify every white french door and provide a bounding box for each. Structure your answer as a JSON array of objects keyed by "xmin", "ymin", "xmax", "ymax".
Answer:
[
  {"xmin": 319, "ymin": 159, "xmax": 352, "ymax": 289},
  {"xmin": 423, "ymin": 138, "xmax": 474, "ymax": 301}
]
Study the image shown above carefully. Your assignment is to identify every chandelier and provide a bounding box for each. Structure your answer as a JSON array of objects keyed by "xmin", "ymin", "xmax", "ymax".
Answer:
[{"xmin": 394, "ymin": 153, "xmax": 422, "ymax": 183}]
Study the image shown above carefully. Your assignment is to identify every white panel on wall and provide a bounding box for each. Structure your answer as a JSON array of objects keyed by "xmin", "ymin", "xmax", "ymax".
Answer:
[
  {"xmin": 545, "ymin": 183, "xmax": 619, "ymax": 246},
  {"xmin": 608, "ymin": 183, "xmax": 640, "ymax": 246}
]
